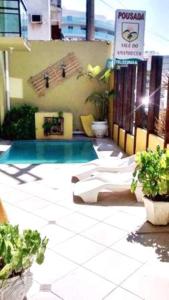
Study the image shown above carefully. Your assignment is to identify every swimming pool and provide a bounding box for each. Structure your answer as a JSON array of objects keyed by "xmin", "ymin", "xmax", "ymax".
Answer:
[{"xmin": 0, "ymin": 140, "xmax": 97, "ymax": 164}]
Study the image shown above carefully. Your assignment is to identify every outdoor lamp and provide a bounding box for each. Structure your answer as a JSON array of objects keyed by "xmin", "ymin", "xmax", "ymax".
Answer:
[
  {"xmin": 44, "ymin": 73, "xmax": 50, "ymax": 88},
  {"xmin": 61, "ymin": 63, "xmax": 66, "ymax": 78}
]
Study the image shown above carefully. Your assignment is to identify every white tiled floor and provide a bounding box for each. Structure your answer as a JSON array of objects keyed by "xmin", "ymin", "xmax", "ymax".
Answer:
[{"xmin": 0, "ymin": 138, "xmax": 168, "ymax": 299}]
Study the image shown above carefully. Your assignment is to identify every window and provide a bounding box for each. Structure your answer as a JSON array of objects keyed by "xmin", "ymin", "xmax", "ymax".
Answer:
[
  {"xmin": 81, "ymin": 26, "xmax": 86, "ymax": 31},
  {"xmin": 67, "ymin": 15, "xmax": 72, "ymax": 21},
  {"xmin": 68, "ymin": 25, "xmax": 73, "ymax": 30}
]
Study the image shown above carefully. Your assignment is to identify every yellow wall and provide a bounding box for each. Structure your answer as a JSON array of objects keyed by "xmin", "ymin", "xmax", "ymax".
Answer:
[
  {"xmin": 135, "ymin": 128, "xmax": 147, "ymax": 153},
  {"xmin": 126, "ymin": 133, "xmax": 134, "ymax": 155},
  {"xmin": 119, "ymin": 128, "xmax": 125, "ymax": 150},
  {"xmin": 0, "ymin": 52, "xmax": 6, "ymax": 124},
  {"xmin": 35, "ymin": 112, "xmax": 73, "ymax": 139},
  {"xmin": 148, "ymin": 134, "xmax": 164, "ymax": 151},
  {"xmin": 113, "ymin": 124, "xmax": 119, "ymax": 143},
  {"xmin": 9, "ymin": 41, "xmax": 112, "ymax": 130}
]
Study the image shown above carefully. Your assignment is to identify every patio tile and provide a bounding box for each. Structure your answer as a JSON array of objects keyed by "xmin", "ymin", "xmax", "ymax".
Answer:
[
  {"xmin": 49, "ymin": 189, "xmax": 73, "ymax": 204},
  {"xmin": 0, "ymin": 170, "xmax": 21, "ymax": 185},
  {"xmin": 111, "ymin": 236, "xmax": 156, "ymax": 263},
  {"xmin": 16, "ymin": 196, "xmax": 50, "ymax": 211},
  {"xmin": 35, "ymin": 204, "xmax": 72, "ymax": 221},
  {"xmin": 84, "ymin": 248, "xmax": 141, "ymax": 284},
  {"xmin": 19, "ymin": 182, "xmax": 59, "ymax": 202},
  {"xmin": 54, "ymin": 235, "xmax": 104, "ymax": 264},
  {"xmin": 75, "ymin": 203, "xmax": 118, "ymax": 221},
  {"xmin": 0, "ymin": 185, "xmax": 31, "ymax": 204},
  {"xmin": 121, "ymin": 264, "xmax": 149, "ymax": 298},
  {"xmin": 81, "ymin": 222, "xmax": 126, "ymax": 246},
  {"xmin": 39, "ymin": 224, "xmax": 75, "ymax": 248},
  {"xmin": 29, "ymin": 292, "xmax": 61, "ymax": 300},
  {"xmin": 104, "ymin": 211, "xmax": 145, "ymax": 232},
  {"xmin": 104, "ymin": 286, "xmax": 142, "ymax": 299},
  {"xmin": 118, "ymin": 206, "xmax": 146, "ymax": 219},
  {"xmin": 52, "ymin": 266, "xmax": 116, "ymax": 300},
  {"xmin": 57, "ymin": 212, "xmax": 98, "ymax": 233},
  {"xmin": 4, "ymin": 203, "xmax": 46, "ymax": 230},
  {"xmin": 32, "ymin": 249, "xmax": 78, "ymax": 285},
  {"xmin": 18, "ymin": 173, "xmax": 40, "ymax": 183}
]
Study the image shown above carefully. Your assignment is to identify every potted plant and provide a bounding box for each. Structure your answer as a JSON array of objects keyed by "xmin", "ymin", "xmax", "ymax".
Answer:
[
  {"xmin": 43, "ymin": 118, "xmax": 52, "ymax": 136},
  {"xmin": 78, "ymin": 64, "xmax": 114, "ymax": 138},
  {"xmin": 0, "ymin": 223, "xmax": 48, "ymax": 300},
  {"xmin": 131, "ymin": 145, "xmax": 169, "ymax": 225},
  {"xmin": 85, "ymin": 89, "xmax": 114, "ymax": 137}
]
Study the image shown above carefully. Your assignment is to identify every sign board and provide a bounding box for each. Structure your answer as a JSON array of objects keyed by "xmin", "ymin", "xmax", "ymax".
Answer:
[{"xmin": 114, "ymin": 9, "xmax": 146, "ymax": 61}]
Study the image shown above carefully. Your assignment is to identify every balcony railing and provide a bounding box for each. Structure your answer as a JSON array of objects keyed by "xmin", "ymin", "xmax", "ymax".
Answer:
[
  {"xmin": 62, "ymin": 28, "xmax": 114, "ymax": 41},
  {"xmin": 62, "ymin": 16, "xmax": 114, "ymax": 32},
  {"xmin": 0, "ymin": 0, "xmax": 28, "ymax": 39}
]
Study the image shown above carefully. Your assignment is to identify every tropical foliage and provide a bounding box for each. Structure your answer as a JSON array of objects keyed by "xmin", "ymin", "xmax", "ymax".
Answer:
[
  {"xmin": 1, "ymin": 104, "xmax": 38, "ymax": 140},
  {"xmin": 0, "ymin": 223, "xmax": 48, "ymax": 280},
  {"xmin": 131, "ymin": 146, "xmax": 169, "ymax": 200},
  {"xmin": 78, "ymin": 64, "xmax": 114, "ymax": 121}
]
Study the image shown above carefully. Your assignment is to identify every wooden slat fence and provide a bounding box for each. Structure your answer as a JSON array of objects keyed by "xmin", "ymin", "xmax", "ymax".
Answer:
[{"xmin": 110, "ymin": 55, "xmax": 169, "ymax": 152}]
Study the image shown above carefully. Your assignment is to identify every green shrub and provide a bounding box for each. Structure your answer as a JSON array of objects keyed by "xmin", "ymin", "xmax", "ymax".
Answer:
[
  {"xmin": 0, "ymin": 223, "xmax": 48, "ymax": 280},
  {"xmin": 1, "ymin": 104, "xmax": 38, "ymax": 140},
  {"xmin": 131, "ymin": 146, "xmax": 169, "ymax": 199}
]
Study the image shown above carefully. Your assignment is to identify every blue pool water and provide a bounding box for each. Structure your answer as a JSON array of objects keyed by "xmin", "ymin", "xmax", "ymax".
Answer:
[{"xmin": 0, "ymin": 140, "xmax": 97, "ymax": 164}]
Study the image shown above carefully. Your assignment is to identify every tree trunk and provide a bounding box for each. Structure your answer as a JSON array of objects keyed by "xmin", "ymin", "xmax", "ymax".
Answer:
[{"xmin": 86, "ymin": 0, "xmax": 95, "ymax": 40}]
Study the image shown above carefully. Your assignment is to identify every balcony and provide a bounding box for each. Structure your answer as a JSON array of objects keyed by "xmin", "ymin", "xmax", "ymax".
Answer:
[{"xmin": 0, "ymin": 0, "xmax": 30, "ymax": 51}]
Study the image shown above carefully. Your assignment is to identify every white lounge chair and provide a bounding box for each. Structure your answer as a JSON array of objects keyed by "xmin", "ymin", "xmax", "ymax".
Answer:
[
  {"xmin": 72, "ymin": 155, "xmax": 135, "ymax": 183},
  {"xmin": 73, "ymin": 171, "xmax": 132, "ymax": 203}
]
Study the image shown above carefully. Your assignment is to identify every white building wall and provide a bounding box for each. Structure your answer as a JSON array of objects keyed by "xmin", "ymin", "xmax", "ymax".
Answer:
[{"xmin": 27, "ymin": 0, "xmax": 51, "ymax": 40}]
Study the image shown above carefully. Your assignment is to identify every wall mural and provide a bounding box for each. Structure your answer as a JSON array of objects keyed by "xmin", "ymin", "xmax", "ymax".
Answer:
[{"xmin": 28, "ymin": 52, "xmax": 82, "ymax": 96}]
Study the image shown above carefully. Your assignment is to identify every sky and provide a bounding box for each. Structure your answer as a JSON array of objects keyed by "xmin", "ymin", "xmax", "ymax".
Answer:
[{"xmin": 62, "ymin": 0, "xmax": 169, "ymax": 55}]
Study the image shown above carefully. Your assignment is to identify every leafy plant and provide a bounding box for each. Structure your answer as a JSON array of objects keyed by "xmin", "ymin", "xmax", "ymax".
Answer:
[
  {"xmin": 43, "ymin": 118, "xmax": 52, "ymax": 136},
  {"xmin": 58, "ymin": 111, "xmax": 63, "ymax": 118},
  {"xmin": 1, "ymin": 104, "xmax": 38, "ymax": 140},
  {"xmin": 131, "ymin": 146, "xmax": 169, "ymax": 200},
  {"xmin": 0, "ymin": 223, "xmax": 48, "ymax": 280},
  {"xmin": 85, "ymin": 89, "xmax": 115, "ymax": 121},
  {"xmin": 78, "ymin": 64, "xmax": 114, "ymax": 121}
]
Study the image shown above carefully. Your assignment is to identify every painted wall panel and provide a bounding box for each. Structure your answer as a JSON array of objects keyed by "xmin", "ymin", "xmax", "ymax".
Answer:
[
  {"xmin": 126, "ymin": 133, "xmax": 134, "ymax": 155},
  {"xmin": 10, "ymin": 40, "xmax": 112, "ymax": 130},
  {"xmin": 119, "ymin": 128, "xmax": 125, "ymax": 150},
  {"xmin": 135, "ymin": 128, "xmax": 147, "ymax": 153},
  {"xmin": 148, "ymin": 134, "xmax": 164, "ymax": 151}
]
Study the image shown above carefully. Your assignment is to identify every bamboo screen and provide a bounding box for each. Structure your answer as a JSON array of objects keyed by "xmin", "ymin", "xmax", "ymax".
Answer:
[{"xmin": 29, "ymin": 52, "xmax": 82, "ymax": 96}]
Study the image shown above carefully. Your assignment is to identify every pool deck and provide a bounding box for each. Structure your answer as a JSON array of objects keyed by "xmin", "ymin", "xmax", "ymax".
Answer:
[{"xmin": 0, "ymin": 137, "xmax": 169, "ymax": 300}]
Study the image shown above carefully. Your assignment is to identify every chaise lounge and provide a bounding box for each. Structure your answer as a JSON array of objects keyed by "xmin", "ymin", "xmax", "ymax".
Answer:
[
  {"xmin": 72, "ymin": 155, "xmax": 135, "ymax": 183},
  {"xmin": 73, "ymin": 171, "xmax": 133, "ymax": 203}
]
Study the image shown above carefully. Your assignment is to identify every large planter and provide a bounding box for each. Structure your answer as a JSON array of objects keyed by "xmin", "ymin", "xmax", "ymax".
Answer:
[
  {"xmin": 135, "ymin": 185, "xmax": 144, "ymax": 202},
  {"xmin": 143, "ymin": 196, "xmax": 169, "ymax": 225},
  {"xmin": 0, "ymin": 269, "xmax": 33, "ymax": 300},
  {"xmin": 91, "ymin": 121, "xmax": 108, "ymax": 138}
]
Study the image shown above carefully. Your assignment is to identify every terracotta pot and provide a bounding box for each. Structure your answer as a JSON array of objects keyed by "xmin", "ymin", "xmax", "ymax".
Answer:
[{"xmin": 0, "ymin": 269, "xmax": 33, "ymax": 300}]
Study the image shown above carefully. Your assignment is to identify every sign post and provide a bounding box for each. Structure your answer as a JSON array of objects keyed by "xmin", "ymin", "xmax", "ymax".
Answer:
[{"xmin": 114, "ymin": 9, "xmax": 146, "ymax": 64}]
